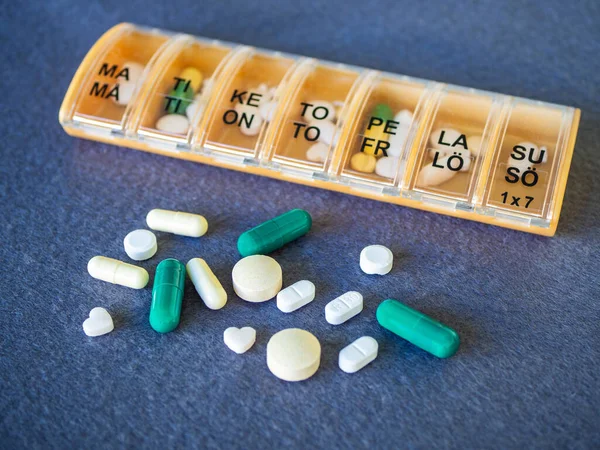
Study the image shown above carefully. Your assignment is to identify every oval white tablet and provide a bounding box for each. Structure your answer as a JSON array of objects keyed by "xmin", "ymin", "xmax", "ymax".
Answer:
[
  {"xmin": 267, "ymin": 328, "xmax": 321, "ymax": 381},
  {"xmin": 325, "ymin": 291, "xmax": 363, "ymax": 325},
  {"xmin": 232, "ymin": 255, "xmax": 282, "ymax": 302},
  {"xmin": 360, "ymin": 245, "xmax": 393, "ymax": 275},
  {"xmin": 156, "ymin": 114, "xmax": 189, "ymax": 134},
  {"xmin": 87, "ymin": 256, "xmax": 149, "ymax": 289},
  {"xmin": 146, "ymin": 209, "xmax": 208, "ymax": 237},
  {"xmin": 339, "ymin": 336, "xmax": 378, "ymax": 373},
  {"xmin": 123, "ymin": 229, "xmax": 157, "ymax": 261},
  {"xmin": 277, "ymin": 280, "xmax": 315, "ymax": 313},
  {"xmin": 187, "ymin": 258, "xmax": 227, "ymax": 310}
]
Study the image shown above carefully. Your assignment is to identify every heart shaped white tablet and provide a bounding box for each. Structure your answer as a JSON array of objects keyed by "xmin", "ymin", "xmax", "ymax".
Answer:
[
  {"xmin": 83, "ymin": 307, "xmax": 114, "ymax": 337},
  {"xmin": 224, "ymin": 327, "xmax": 256, "ymax": 354}
]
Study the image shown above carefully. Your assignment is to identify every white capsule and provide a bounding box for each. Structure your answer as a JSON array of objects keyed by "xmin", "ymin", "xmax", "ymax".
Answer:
[
  {"xmin": 303, "ymin": 100, "xmax": 336, "ymax": 122},
  {"xmin": 277, "ymin": 280, "xmax": 315, "ymax": 313},
  {"xmin": 417, "ymin": 150, "xmax": 471, "ymax": 187},
  {"xmin": 309, "ymin": 119, "xmax": 338, "ymax": 147},
  {"xmin": 360, "ymin": 245, "xmax": 393, "ymax": 275},
  {"xmin": 146, "ymin": 209, "xmax": 208, "ymax": 237},
  {"xmin": 339, "ymin": 336, "xmax": 378, "ymax": 373},
  {"xmin": 325, "ymin": 291, "xmax": 363, "ymax": 325},
  {"xmin": 156, "ymin": 114, "xmax": 189, "ymax": 134},
  {"xmin": 467, "ymin": 135, "xmax": 483, "ymax": 157},
  {"xmin": 375, "ymin": 157, "xmax": 405, "ymax": 180},
  {"xmin": 306, "ymin": 142, "xmax": 330, "ymax": 163},
  {"xmin": 186, "ymin": 258, "xmax": 227, "ymax": 310},
  {"xmin": 87, "ymin": 256, "xmax": 149, "ymax": 289}
]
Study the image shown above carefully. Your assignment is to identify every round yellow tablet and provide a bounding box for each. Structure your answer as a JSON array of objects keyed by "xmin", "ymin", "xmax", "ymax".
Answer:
[
  {"xmin": 267, "ymin": 329, "xmax": 321, "ymax": 381},
  {"xmin": 232, "ymin": 255, "xmax": 282, "ymax": 302},
  {"xmin": 350, "ymin": 152, "xmax": 377, "ymax": 173}
]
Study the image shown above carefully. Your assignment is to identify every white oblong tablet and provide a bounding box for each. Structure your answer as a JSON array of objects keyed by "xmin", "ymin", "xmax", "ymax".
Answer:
[
  {"xmin": 339, "ymin": 336, "xmax": 378, "ymax": 373},
  {"xmin": 146, "ymin": 209, "xmax": 208, "ymax": 237},
  {"xmin": 186, "ymin": 258, "xmax": 227, "ymax": 310},
  {"xmin": 325, "ymin": 291, "xmax": 363, "ymax": 325},
  {"xmin": 87, "ymin": 256, "xmax": 149, "ymax": 289},
  {"xmin": 156, "ymin": 114, "xmax": 190, "ymax": 134},
  {"xmin": 277, "ymin": 280, "xmax": 315, "ymax": 313},
  {"xmin": 360, "ymin": 245, "xmax": 393, "ymax": 275},
  {"xmin": 123, "ymin": 229, "xmax": 157, "ymax": 261},
  {"xmin": 232, "ymin": 255, "xmax": 282, "ymax": 302},
  {"xmin": 267, "ymin": 328, "xmax": 321, "ymax": 381}
]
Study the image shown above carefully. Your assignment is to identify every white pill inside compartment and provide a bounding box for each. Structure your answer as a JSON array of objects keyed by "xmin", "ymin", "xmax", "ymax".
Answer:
[
  {"xmin": 338, "ymin": 336, "xmax": 379, "ymax": 373},
  {"xmin": 277, "ymin": 280, "xmax": 315, "ymax": 313},
  {"xmin": 325, "ymin": 291, "xmax": 363, "ymax": 325}
]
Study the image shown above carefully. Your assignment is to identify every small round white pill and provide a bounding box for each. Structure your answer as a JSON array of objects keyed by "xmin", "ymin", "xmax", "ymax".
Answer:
[
  {"xmin": 156, "ymin": 114, "xmax": 189, "ymax": 134},
  {"xmin": 360, "ymin": 245, "xmax": 393, "ymax": 275},
  {"xmin": 123, "ymin": 229, "xmax": 157, "ymax": 261},
  {"xmin": 232, "ymin": 255, "xmax": 282, "ymax": 302},
  {"xmin": 267, "ymin": 328, "xmax": 321, "ymax": 381},
  {"xmin": 339, "ymin": 336, "xmax": 378, "ymax": 373}
]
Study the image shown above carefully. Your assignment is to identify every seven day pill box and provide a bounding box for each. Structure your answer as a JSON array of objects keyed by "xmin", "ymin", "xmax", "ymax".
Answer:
[{"xmin": 59, "ymin": 23, "xmax": 581, "ymax": 236}]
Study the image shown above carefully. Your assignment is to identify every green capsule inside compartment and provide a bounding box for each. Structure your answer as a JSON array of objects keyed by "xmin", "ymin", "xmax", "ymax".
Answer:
[
  {"xmin": 237, "ymin": 209, "xmax": 312, "ymax": 257},
  {"xmin": 149, "ymin": 258, "xmax": 186, "ymax": 333},
  {"xmin": 376, "ymin": 299, "xmax": 460, "ymax": 358},
  {"xmin": 165, "ymin": 83, "xmax": 195, "ymax": 115}
]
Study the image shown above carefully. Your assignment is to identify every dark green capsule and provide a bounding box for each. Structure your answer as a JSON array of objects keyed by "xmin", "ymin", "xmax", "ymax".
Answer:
[
  {"xmin": 376, "ymin": 299, "xmax": 460, "ymax": 358},
  {"xmin": 149, "ymin": 258, "xmax": 186, "ymax": 333},
  {"xmin": 371, "ymin": 103, "xmax": 394, "ymax": 122},
  {"xmin": 165, "ymin": 83, "xmax": 195, "ymax": 115},
  {"xmin": 237, "ymin": 209, "xmax": 312, "ymax": 257}
]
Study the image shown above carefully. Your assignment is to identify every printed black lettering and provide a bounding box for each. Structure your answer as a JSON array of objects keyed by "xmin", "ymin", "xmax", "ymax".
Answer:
[
  {"xmin": 98, "ymin": 63, "xmax": 118, "ymax": 77},
  {"xmin": 230, "ymin": 90, "xmax": 247, "ymax": 104}
]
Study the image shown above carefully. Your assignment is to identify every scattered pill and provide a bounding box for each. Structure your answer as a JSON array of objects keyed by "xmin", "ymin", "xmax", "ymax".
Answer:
[
  {"xmin": 146, "ymin": 209, "xmax": 208, "ymax": 237},
  {"xmin": 155, "ymin": 114, "xmax": 189, "ymax": 134},
  {"xmin": 325, "ymin": 291, "xmax": 363, "ymax": 325},
  {"xmin": 237, "ymin": 209, "xmax": 312, "ymax": 257},
  {"xmin": 277, "ymin": 280, "xmax": 315, "ymax": 313},
  {"xmin": 306, "ymin": 142, "xmax": 329, "ymax": 163},
  {"xmin": 223, "ymin": 326, "xmax": 256, "ymax": 354},
  {"xmin": 149, "ymin": 258, "xmax": 186, "ymax": 333},
  {"xmin": 350, "ymin": 152, "xmax": 376, "ymax": 173},
  {"xmin": 376, "ymin": 299, "xmax": 460, "ymax": 358},
  {"xmin": 338, "ymin": 336, "xmax": 378, "ymax": 373},
  {"xmin": 186, "ymin": 258, "xmax": 227, "ymax": 310},
  {"xmin": 123, "ymin": 229, "xmax": 157, "ymax": 261},
  {"xmin": 232, "ymin": 255, "xmax": 282, "ymax": 302},
  {"xmin": 267, "ymin": 328, "xmax": 321, "ymax": 381},
  {"xmin": 360, "ymin": 245, "xmax": 393, "ymax": 275},
  {"xmin": 82, "ymin": 307, "xmax": 114, "ymax": 337},
  {"xmin": 87, "ymin": 256, "xmax": 149, "ymax": 289}
]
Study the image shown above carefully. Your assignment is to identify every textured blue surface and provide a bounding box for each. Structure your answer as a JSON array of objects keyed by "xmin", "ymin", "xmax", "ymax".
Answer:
[{"xmin": 1, "ymin": 1, "xmax": 599, "ymax": 448}]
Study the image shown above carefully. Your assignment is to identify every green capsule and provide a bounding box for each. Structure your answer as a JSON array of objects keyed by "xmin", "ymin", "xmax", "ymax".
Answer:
[
  {"xmin": 149, "ymin": 258, "xmax": 186, "ymax": 333},
  {"xmin": 376, "ymin": 299, "xmax": 460, "ymax": 358},
  {"xmin": 237, "ymin": 209, "xmax": 312, "ymax": 257},
  {"xmin": 165, "ymin": 83, "xmax": 195, "ymax": 115}
]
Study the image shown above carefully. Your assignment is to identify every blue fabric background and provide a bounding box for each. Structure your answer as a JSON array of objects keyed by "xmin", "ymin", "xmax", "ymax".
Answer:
[{"xmin": 1, "ymin": 1, "xmax": 599, "ymax": 448}]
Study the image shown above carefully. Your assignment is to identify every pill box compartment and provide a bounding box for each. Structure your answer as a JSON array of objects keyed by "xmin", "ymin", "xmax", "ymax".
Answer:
[
  {"xmin": 337, "ymin": 75, "xmax": 431, "ymax": 191},
  {"xmin": 130, "ymin": 36, "xmax": 234, "ymax": 148},
  {"xmin": 60, "ymin": 24, "xmax": 170, "ymax": 135},
  {"xmin": 406, "ymin": 87, "xmax": 502, "ymax": 207},
  {"xmin": 194, "ymin": 49, "xmax": 297, "ymax": 162},
  {"xmin": 481, "ymin": 100, "xmax": 575, "ymax": 225},
  {"xmin": 267, "ymin": 61, "xmax": 362, "ymax": 177}
]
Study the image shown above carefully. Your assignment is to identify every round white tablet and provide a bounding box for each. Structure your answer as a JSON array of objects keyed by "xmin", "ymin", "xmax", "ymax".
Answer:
[
  {"xmin": 360, "ymin": 245, "xmax": 393, "ymax": 275},
  {"xmin": 267, "ymin": 328, "xmax": 321, "ymax": 381},
  {"xmin": 123, "ymin": 229, "xmax": 157, "ymax": 261},
  {"xmin": 232, "ymin": 255, "xmax": 282, "ymax": 302}
]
